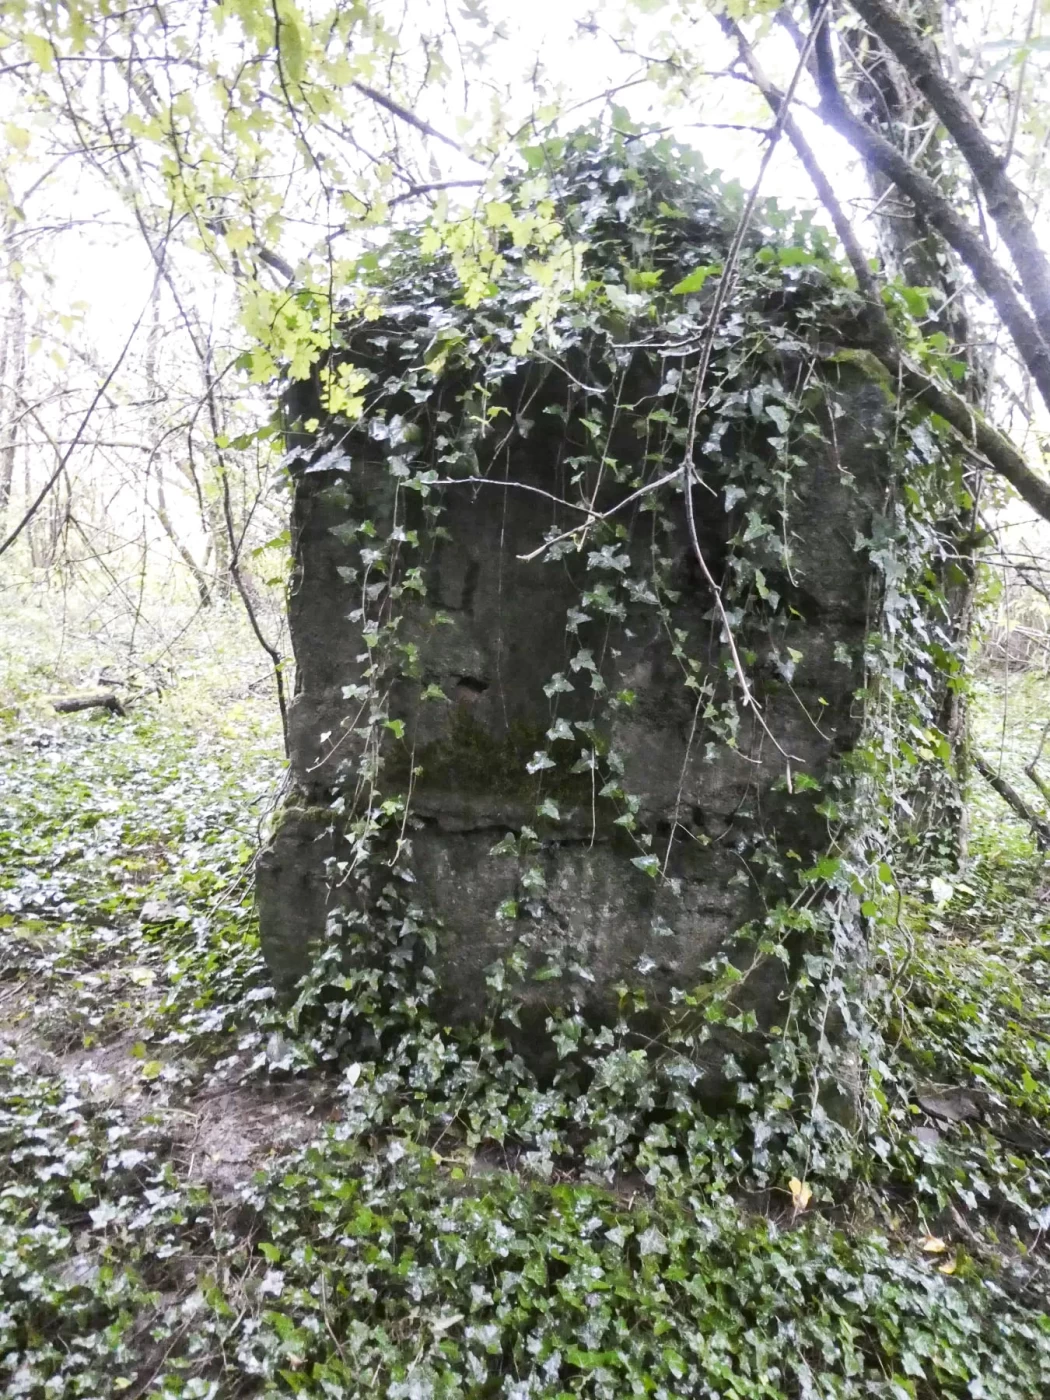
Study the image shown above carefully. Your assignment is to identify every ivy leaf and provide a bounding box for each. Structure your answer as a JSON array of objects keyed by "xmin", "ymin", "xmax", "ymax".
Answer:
[
  {"xmin": 724, "ymin": 485, "xmax": 746, "ymax": 511},
  {"xmin": 637, "ymin": 1225, "xmax": 668, "ymax": 1255},
  {"xmin": 526, "ymin": 751, "xmax": 555, "ymax": 773},
  {"xmin": 742, "ymin": 510, "xmax": 773, "ymax": 543},
  {"xmin": 929, "ymin": 875, "xmax": 954, "ymax": 906}
]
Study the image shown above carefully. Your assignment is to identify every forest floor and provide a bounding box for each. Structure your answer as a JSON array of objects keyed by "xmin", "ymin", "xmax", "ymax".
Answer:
[{"xmin": 2, "ymin": 606, "xmax": 1050, "ymax": 1399}]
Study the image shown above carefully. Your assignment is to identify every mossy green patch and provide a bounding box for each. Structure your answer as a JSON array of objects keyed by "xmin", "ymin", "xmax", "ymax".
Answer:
[{"xmin": 398, "ymin": 705, "xmax": 597, "ymax": 811}]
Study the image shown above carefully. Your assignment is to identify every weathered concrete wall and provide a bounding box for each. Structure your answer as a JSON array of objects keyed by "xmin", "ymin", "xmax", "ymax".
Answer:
[{"xmin": 257, "ymin": 327, "xmax": 891, "ymax": 1041}]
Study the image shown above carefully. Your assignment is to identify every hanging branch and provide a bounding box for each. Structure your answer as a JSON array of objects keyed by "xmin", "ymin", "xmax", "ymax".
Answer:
[{"xmin": 661, "ymin": 1, "xmax": 831, "ymax": 762}]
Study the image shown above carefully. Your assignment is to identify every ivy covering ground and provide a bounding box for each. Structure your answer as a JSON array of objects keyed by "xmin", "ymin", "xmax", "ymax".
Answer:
[{"xmin": 0, "ymin": 637, "xmax": 1048, "ymax": 1398}]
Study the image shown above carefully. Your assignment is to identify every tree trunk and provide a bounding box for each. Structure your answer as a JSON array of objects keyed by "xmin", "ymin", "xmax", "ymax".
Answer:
[
  {"xmin": 849, "ymin": 7, "xmax": 977, "ymax": 859},
  {"xmin": 144, "ymin": 287, "xmax": 214, "ymax": 606},
  {"xmin": 0, "ymin": 222, "xmax": 27, "ymax": 532}
]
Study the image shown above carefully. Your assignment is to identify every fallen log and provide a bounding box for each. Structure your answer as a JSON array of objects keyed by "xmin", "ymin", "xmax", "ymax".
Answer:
[
  {"xmin": 972, "ymin": 751, "xmax": 1050, "ymax": 849},
  {"xmin": 51, "ymin": 692, "xmax": 127, "ymax": 717}
]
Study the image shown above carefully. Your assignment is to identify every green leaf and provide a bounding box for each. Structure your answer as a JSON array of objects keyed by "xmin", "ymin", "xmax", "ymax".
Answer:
[
  {"xmin": 809, "ymin": 856, "xmax": 841, "ymax": 881},
  {"xmin": 24, "ymin": 33, "xmax": 54, "ymax": 71},
  {"xmin": 4, "ymin": 124, "xmax": 31, "ymax": 153},
  {"xmin": 671, "ymin": 262, "xmax": 721, "ymax": 295},
  {"xmin": 278, "ymin": 15, "xmax": 305, "ymax": 83},
  {"xmin": 485, "ymin": 201, "xmax": 514, "ymax": 228}
]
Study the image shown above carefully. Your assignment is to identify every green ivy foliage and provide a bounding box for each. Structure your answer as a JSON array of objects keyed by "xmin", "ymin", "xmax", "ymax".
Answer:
[
  {"xmin": 274, "ymin": 130, "xmax": 978, "ymax": 1159},
  {"xmin": 0, "ymin": 672, "xmax": 1048, "ymax": 1396}
]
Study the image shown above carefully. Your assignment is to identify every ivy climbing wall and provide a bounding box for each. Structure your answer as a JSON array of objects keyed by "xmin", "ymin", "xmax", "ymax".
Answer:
[{"xmin": 257, "ymin": 137, "xmax": 961, "ymax": 1084}]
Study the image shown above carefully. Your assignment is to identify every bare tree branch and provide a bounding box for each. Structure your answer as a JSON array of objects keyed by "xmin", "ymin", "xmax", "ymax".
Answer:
[
  {"xmin": 719, "ymin": 17, "xmax": 884, "ymax": 312},
  {"xmin": 805, "ymin": 0, "xmax": 1050, "ymax": 419},
  {"xmin": 0, "ymin": 255, "xmax": 167, "ymax": 559},
  {"xmin": 846, "ymin": 0, "xmax": 1050, "ymax": 345},
  {"xmin": 351, "ymin": 80, "xmax": 467, "ymax": 155},
  {"xmin": 728, "ymin": 12, "xmax": 1050, "ymax": 527}
]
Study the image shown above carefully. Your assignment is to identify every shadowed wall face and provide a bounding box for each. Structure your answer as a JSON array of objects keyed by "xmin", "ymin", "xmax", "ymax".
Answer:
[{"xmin": 257, "ymin": 337, "xmax": 892, "ymax": 1046}]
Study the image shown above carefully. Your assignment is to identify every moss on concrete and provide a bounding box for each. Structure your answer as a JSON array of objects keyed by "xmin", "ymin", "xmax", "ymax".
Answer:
[{"xmin": 404, "ymin": 707, "xmax": 595, "ymax": 809}]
